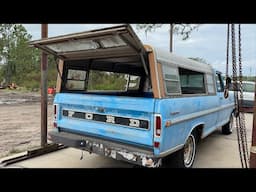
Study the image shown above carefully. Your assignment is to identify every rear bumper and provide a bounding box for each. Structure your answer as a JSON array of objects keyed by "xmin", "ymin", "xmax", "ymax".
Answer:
[{"xmin": 49, "ymin": 129, "xmax": 160, "ymax": 167}]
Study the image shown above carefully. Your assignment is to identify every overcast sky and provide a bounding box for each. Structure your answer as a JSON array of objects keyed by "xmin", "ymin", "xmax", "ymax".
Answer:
[{"xmin": 23, "ymin": 24, "xmax": 256, "ymax": 76}]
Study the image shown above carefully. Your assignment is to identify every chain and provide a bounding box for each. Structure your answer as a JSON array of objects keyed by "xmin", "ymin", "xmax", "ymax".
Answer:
[
  {"xmin": 231, "ymin": 24, "xmax": 239, "ymax": 116},
  {"xmin": 226, "ymin": 24, "xmax": 230, "ymax": 79},
  {"xmin": 238, "ymin": 24, "xmax": 243, "ymax": 101},
  {"xmin": 224, "ymin": 24, "xmax": 230, "ymax": 98},
  {"xmin": 238, "ymin": 24, "xmax": 250, "ymax": 166},
  {"xmin": 231, "ymin": 24, "xmax": 249, "ymax": 168},
  {"xmin": 231, "ymin": 24, "xmax": 244, "ymax": 167}
]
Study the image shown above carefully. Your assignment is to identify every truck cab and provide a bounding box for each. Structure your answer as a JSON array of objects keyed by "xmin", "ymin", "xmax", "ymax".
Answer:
[{"xmin": 30, "ymin": 24, "xmax": 234, "ymax": 168}]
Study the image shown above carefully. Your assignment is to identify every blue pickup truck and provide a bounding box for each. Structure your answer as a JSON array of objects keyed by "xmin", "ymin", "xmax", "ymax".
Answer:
[{"xmin": 30, "ymin": 24, "xmax": 234, "ymax": 168}]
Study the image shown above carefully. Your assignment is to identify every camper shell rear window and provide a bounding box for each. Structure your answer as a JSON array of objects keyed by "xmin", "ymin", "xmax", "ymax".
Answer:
[{"xmin": 60, "ymin": 56, "xmax": 153, "ymax": 98}]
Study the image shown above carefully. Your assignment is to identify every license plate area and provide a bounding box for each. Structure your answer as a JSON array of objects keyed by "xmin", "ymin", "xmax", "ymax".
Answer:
[
  {"xmin": 79, "ymin": 139, "xmax": 106, "ymax": 155},
  {"xmin": 78, "ymin": 139, "xmax": 137, "ymax": 162}
]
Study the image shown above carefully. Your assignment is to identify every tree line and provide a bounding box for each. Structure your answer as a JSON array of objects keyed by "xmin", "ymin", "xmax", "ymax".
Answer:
[{"xmin": 0, "ymin": 24, "xmax": 57, "ymax": 91}]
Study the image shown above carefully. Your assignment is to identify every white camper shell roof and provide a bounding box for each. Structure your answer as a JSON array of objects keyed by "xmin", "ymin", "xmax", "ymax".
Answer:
[{"xmin": 155, "ymin": 48, "xmax": 214, "ymax": 74}]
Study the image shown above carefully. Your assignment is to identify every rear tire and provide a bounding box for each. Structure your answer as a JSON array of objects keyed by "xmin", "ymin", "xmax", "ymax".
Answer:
[
  {"xmin": 162, "ymin": 130, "xmax": 197, "ymax": 168},
  {"xmin": 222, "ymin": 113, "xmax": 234, "ymax": 135}
]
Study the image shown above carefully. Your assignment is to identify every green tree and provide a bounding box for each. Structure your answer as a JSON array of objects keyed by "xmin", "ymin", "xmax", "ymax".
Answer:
[
  {"xmin": 0, "ymin": 24, "xmax": 59, "ymax": 91},
  {"xmin": 0, "ymin": 24, "xmax": 38, "ymax": 85},
  {"xmin": 136, "ymin": 24, "xmax": 200, "ymax": 52}
]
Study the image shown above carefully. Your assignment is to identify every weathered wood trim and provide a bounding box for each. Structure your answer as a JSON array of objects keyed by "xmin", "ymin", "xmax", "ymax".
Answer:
[
  {"xmin": 144, "ymin": 45, "xmax": 161, "ymax": 98},
  {"xmin": 157, "ymin": 62, "xmax": 166, "ymax": 98},
  {"xmin": 56, "ymin": 60, "xmax": 64, "ymax": 93}
]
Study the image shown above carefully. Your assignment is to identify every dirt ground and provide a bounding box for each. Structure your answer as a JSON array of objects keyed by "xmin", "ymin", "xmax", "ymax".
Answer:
[{"xmin": 0, "ymin": 90, "xmax": 54, "ymax": 158}]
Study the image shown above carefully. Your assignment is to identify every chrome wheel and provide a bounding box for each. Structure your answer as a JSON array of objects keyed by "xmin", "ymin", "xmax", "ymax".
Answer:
[{"xmin": 183, "ymin": 134, "xmax": 196, "ymax": 168}]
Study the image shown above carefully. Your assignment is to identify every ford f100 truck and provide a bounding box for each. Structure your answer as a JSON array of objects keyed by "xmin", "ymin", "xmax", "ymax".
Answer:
[{"xmin": 30, "ymin": 24, "xmax": 234, "ymax": 168}]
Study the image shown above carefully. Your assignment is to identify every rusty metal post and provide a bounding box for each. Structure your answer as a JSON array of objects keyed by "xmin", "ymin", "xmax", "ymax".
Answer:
[
  {"xmin": 41, "ymin": 24, "xmax": 48, "ymax": 147},
  {"xmin": 170, "ymin": 24, "xmax": 173, "ymax": 52},
  {"xmin": 250, "ymin": 80, "xmax": 256, "ymax": 168}
]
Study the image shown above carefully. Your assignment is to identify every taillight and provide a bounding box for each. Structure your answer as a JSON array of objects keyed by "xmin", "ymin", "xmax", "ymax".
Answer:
[
  {"xmin": 155, "ymin": 115, "xmax": 161, "ymax": 137},
  {"xmin": 154, "ymin": 141, "xmax": 160, "ymax": 148}
]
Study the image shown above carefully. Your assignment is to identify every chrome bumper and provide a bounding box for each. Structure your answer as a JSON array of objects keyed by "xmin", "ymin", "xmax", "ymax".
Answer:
[{"xmin": 49, "ymin": 129, "xmax": 161, "ymax": 167}]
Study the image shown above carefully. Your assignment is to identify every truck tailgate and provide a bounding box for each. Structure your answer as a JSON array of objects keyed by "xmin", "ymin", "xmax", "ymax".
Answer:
[{"xmin": 54, "ymin": 93, "xmax": 155, "ymax": 148}]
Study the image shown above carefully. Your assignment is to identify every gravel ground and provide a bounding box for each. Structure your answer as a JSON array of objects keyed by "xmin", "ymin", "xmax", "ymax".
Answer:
[{"xmin": 0, "ymin": 90, "xmax": 54, "ymax": 158}]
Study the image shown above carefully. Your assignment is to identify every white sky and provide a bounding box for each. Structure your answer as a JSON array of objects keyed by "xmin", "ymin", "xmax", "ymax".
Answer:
[{"xmin": 23, "ymin": 24, "xmax": 256, "ymax": 76}]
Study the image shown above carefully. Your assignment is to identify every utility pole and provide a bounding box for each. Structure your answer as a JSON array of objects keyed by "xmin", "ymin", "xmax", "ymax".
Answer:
[
  {"xmin": 41, "ymin": 24, "xmax": 48, "ymax": 147},
  {"xmin": 170, "ymin": 24, "xmax": 173, "ymax": 52},
  {"xmin": 250, "ymin": 81, "xmax": 256, "ymax": 167}
]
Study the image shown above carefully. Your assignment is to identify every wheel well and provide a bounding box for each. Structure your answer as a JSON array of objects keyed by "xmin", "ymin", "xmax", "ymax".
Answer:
[{"xmin": 193, "ymin": 124, "xmax": 204, "ymax": 143}]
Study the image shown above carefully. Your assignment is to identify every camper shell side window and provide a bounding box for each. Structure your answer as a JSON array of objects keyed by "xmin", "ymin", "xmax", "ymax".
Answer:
[
  {"xmin": 161, "ymin": 62, "xmax": 216, "ymax": 97},
  {"xmin": 162, "ymin": 64, "xmax": 181, "ymax": 95},
  {"xmin": 179, "ymin": 68, "xmax": 206, "ymax": 94},
  {"xmin": 65, "ymin": 69, "xmax": 87, "ymax": 91}
]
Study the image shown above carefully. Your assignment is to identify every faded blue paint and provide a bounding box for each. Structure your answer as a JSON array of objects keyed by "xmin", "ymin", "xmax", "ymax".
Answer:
[
  {"xmin": 54, "ymin": 93, "xmax": 155, "ymax": 148},
  {"xmin": 153, "ymin": 95, "xmax": 234, "ymax": 155},
  {"xmin": 54, "ymin": 83, "xmax": 234, "ymax": 157}
]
